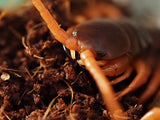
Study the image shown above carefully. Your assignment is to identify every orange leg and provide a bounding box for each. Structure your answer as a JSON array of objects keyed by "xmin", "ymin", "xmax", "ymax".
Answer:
[
  {"xmin": 73, "ymin": 1, "xmax": 123, "ymax": 24},
  {"xmin": 81, "ymin": 50, "xmax": 127, "ymax": 120},
  {"xmin": 139, "ymin": 66, "xmax": 160, "ymax": 103},
  {"xmin": 102, "ymin": 55, "xmax": 130, "ymax": 77},
  {"xmin": 111, "ymin": 67, "xmax": 133, "ymax": 85},
  {"xmin": 117, "ymin": 60, "xmax": 151, "ymax": 98},
  {"xmin": 85, "ymin": 2, "xmax": 123, "ymax": 19},
  {"xmin": 140, "ymin": 107, "xmax": 160, "ymax": 120},
  {"xmin": 32, "ymin": 0, "xmax": 78, "ymax": 50}
]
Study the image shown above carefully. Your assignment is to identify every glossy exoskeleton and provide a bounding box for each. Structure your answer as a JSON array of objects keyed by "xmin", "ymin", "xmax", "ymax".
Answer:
[{"xmin": 32, "ymin": 0, "xmax": 160, "ymax": 119}]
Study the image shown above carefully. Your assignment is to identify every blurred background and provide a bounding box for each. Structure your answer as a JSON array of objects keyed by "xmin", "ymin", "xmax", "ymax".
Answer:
[
  {"xmin": 0, "ymin": 0, "xmax": 28, "ymax": 9},
  {"xmin": 0, "ymin": 0, "xmax": 160, "ymax": 27},
  {"xmin": 113, "ymin": 0, "xmax": 160, "ymax": 28}
]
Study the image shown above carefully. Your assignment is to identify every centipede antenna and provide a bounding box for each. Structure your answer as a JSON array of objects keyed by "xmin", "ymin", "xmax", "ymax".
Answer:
[
  {"xmin": 80, "ymin": 49, "xmax": 127, "ymax": 120},
  {"xmin": 32, "ymin": 0, "xmax": 78, "ymax": 50}
]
